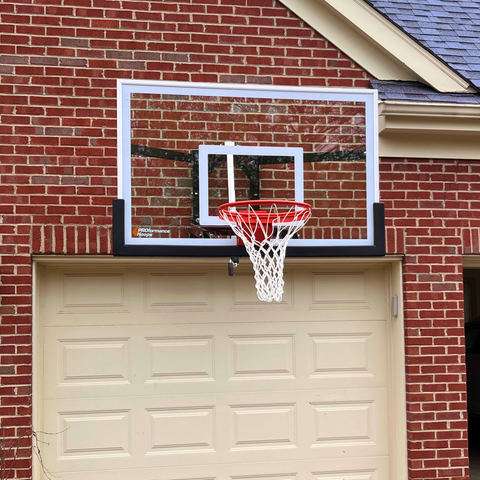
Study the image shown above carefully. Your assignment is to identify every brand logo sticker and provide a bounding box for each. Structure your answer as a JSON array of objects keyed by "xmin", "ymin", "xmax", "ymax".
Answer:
[{"xmin": 132, "ymin": 227, "xmax": 171, "ymax": 238}]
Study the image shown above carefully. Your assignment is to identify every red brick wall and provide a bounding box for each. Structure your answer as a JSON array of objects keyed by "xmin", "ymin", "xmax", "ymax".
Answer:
[
  {"xmin": 0, "ymin": 1, "xmax": 471, "ymax": 480},
  {"xmin": 383, "ymin": 158, "xmax": 470, "ymax": 480}
]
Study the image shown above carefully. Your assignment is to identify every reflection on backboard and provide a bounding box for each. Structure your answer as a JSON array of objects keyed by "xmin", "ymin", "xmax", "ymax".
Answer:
[{"xmin": 114, "ymin": 80, "xmax": 384, "ymax": 256}]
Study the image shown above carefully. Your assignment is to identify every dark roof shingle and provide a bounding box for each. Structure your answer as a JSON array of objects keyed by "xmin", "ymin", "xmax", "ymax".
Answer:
[
  {"xmin": 371, "ymin": 79, "xmax": 480, "ymax": 103},
  {"xmin": 365, "ymin": 0, "xmax": 480, "ymax": 90}
]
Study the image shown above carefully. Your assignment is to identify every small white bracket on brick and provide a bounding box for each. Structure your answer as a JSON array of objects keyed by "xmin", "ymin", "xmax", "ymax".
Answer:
[
  {"xmin": 391, "ymin": 295, "xmax": 399, "ymax": 317},
  {"xmin": 224, "ymin": 141, "xmax": 236, "ymax": 204}
]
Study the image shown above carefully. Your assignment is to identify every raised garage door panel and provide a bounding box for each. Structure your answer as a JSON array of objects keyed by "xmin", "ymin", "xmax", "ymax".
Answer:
[
  {"xmin": 41, "ymin": 266, "xmax": 386, "ymax": 326},
  {"xmin": 43, "ymin": 321, "xmax": 388, "ymax": 399},
  {"xmin": 39, "ymin": 264, "xmax": 392, "ymax": 480}
]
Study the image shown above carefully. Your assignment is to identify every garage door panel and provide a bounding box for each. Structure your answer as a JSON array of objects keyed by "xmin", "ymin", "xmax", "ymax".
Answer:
[
  {"xmin": 55, "ymin": 337, "xmax": 131, "ymax": 387},
  {"xmin": 294, "ymin": 268, "xmax": 387, "ymax": 322},
  {"xmin": 146, "ymin": 335, "xmax": 216, "ymax": 384},
  {"xmin": 227, "ymin": 271, "xmax": 294, "ymax": 310},
  {"xmin": 41, "ymin": 269, "xmax": 137, "ymax": 327},
  {"xmin": 299, "ymin": 323, "xmax": 387, "ymax": 389},
  {"xmin": 40, "ymin": 265, "xmax": 392, "ymax": 480},
  {"xmin": 44, "ymin": 322, "xmax": 386, "ymax": 399},
  {"xmin": 43, "ymin": 388, "xmax": 387, "ymax": 474},
  {"xmin": 58, "ymin": 272, "xmax": 129, "ymax": 314},
  {"xmin": 146, "ymin": 271, "xmax": 215, "ymax": 312},
  {"xmin": 41, "ymin": 456, "xmax": 389, "ymax": 480},
  {"xmin": 56, "ymin": 408, "xmax": 131, "ymax": 459},
  {"xmin": 42, "ymin": 267, "xmax": 387, "ymax": 327}
]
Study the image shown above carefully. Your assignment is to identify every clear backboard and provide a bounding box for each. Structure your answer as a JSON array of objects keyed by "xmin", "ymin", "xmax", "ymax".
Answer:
[{"xmin": 113, "ymin": 80, "xmax": 384, "ymax": 257}]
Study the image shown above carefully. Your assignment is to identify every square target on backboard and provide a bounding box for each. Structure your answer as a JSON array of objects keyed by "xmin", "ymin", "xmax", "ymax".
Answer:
[{"xmin": 113, "ymin": 80, "xmax": 384, "ymax": 257}]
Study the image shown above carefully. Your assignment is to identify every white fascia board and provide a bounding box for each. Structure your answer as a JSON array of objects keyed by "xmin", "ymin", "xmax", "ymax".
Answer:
[
  {"xmin": 280, "ymin": 0, "xmax": 471, "ymax": 93},
  {"xmin": 379, "ymin": 101, "xmax": 480, "ymax": 159},
  {"xmin": 380, "ymin": 101, "xmax": 480, "ymax": 118},
  {"xmin": 379, "ymin": 101, "xmax": 480, "ymax": 134}
]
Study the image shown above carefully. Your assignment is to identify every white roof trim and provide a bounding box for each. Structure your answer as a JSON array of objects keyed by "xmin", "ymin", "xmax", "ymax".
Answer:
[
  {"xmin": 379, "ymin": 101, "xmax": 480, "ymax": 133},
  {"xmin": 379, "ymin": 101, "xmax": 480, "ymax": 159},
  {"xmin": 380, "ymin": 100, "xmax": 480, "ymax": 117},
  {"xmin": 279, "ymin": 0, "xmax": 471, "ymax": 93}
]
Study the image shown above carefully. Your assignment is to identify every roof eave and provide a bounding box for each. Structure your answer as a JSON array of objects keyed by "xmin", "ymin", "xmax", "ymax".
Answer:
[
  {"xmin": 379, "ymin": 101, "xmax": 480, "ymax": 159},
  {"xmin": 279, "ymin": 0, "xmax": 472, "ymax": 93}
]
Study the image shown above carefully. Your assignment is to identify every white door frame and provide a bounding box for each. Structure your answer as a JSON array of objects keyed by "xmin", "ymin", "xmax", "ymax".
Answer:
[{"xmin": 32, "ymin": 255, "xmax": 407, "ymax": 480}]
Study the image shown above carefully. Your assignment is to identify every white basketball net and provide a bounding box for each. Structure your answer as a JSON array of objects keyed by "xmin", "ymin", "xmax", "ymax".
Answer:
[{"xmin": 220, "ymin": 203, "xmax": 311, "ymax": 302}]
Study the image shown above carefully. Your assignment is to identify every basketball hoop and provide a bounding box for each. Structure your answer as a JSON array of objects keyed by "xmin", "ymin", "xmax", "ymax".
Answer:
[{"xmin": 219, "ymin": 200, "xmax": 312, "ymax": 302}]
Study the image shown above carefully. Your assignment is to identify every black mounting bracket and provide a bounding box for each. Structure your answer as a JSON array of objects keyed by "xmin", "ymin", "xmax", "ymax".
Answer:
[{"xmin": 112, "ymin": 199, "xmax": 385, "ymax": 257}]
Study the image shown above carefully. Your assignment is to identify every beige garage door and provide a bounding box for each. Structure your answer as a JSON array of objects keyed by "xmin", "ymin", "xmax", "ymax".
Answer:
[{"xmin": 38, "ymin": 263, "xmax": 395, "ymax": 480}]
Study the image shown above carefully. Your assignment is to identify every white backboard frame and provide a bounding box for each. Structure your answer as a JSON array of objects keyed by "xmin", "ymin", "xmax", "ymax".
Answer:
[
  {"xmin": 117, "ymin": 79, "xmax": 379, "ymax": 248},
  {"xmin": 199, "ymin": 145, "xmax": 304, "ymax": 227}
]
